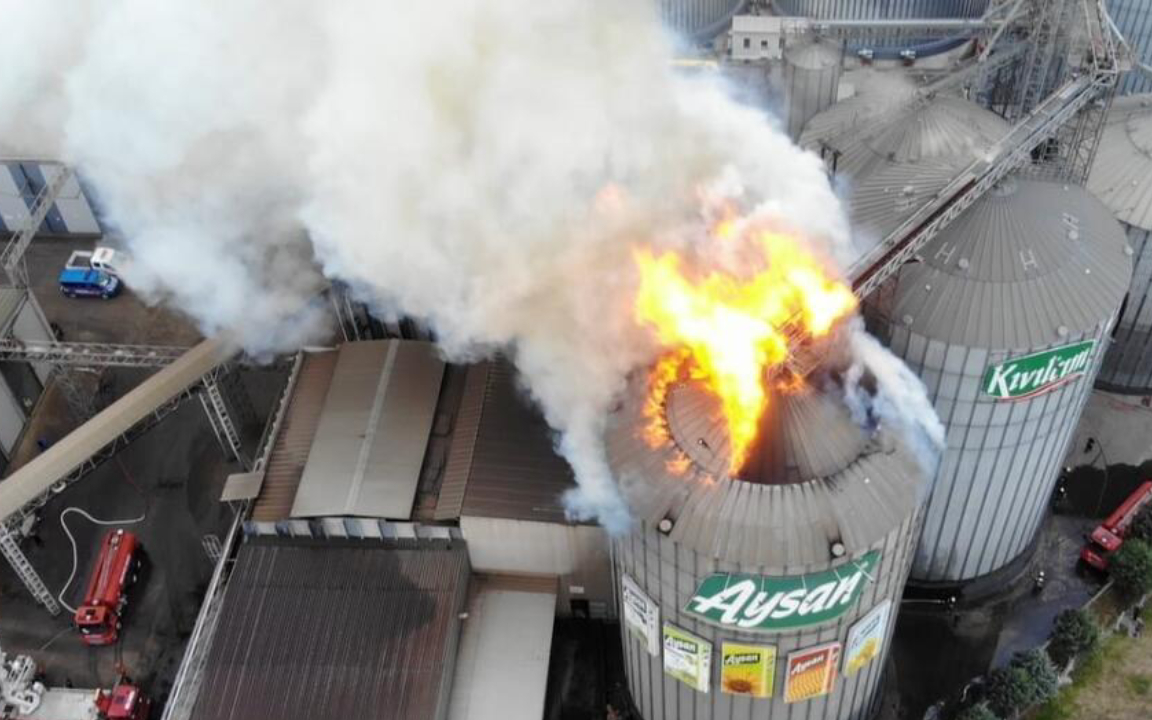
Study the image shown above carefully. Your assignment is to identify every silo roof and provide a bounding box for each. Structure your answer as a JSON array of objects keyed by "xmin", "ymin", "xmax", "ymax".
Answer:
[
  {"xmin": 608, "ymin": 378, "xmax": 923, "ymax": 568},
  {"xmin": 891, "ymin": 179, "xmax": 1133, "ymax": 349},
  {"xmin": 1088, "ymin": 94, "xmax": 1152, "ymax": 230}
]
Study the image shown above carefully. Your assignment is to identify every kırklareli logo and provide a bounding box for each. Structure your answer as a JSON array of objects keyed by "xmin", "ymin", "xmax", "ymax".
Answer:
[
  {"xmin": 982, "ymin": 340, "xmax": 1095, "ymax": 400},
  {"xmin": 684, "ymin": 551, "xmax": 879, "ymax": 631}
]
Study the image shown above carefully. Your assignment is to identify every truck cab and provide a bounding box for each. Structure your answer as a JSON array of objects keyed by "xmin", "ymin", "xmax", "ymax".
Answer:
[
  {"xmin": 1080, "ymin": 480, "xmax": 1152, "ymax": 572},
  {"xmin": 74, "ymin": 530, "xmax": 142, "ymax": 646}
]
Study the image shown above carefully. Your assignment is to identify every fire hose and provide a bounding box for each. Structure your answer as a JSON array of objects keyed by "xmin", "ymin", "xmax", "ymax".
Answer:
[{"xmin": 56, "ymin": 506, "xmax": 146, "ymax": 615}]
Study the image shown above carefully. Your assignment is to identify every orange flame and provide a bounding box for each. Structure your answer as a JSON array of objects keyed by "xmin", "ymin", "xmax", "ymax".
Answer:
[{"xmin": 634, "ymin": 229, "xmax": 856, "ymax": 473}]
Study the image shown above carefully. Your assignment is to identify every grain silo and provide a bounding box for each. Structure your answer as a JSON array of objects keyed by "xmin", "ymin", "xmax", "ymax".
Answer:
[
  {"xmin": 1087, "ymin": 95, "xmax": 1152, "ymax": 392},
  {"xmin": 873, "ymin": 178, "xmax": 1132, "ymax": 583},
  {"xmin": 772, "ymin": 0, "xmax": 988, "ymax": 20},
  {"xmin": 1107, "ymin": 0, "xmax": 1152, "ymax": 95},
  {"xmin": 658, "ymin": 0, "xmax": 746, "ymax": 41},
  {"xmin": 800, "ymin": 92, "xmax": 1009, "ymax": 249},
  {"xmin": 783, "ymin": 36, "xmax": 843, "ymax": 140},
  {"xmin": 609, "ymin": 375, "xmax": 926, "ymax": 718}
]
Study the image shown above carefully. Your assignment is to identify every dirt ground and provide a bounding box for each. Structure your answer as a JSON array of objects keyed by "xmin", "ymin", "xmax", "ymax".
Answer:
[{"xmin": 1039, "ymin": 628, "xmax": 1152, "ymax": 720}]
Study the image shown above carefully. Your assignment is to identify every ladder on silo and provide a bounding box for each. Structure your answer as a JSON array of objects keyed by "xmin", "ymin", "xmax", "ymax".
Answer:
[{"xmin": 0, "ymin": 523, "xmax": 60, "ymax": 615}]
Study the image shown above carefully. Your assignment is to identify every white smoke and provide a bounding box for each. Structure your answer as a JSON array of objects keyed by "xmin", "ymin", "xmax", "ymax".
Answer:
[
  {"xmin": 0, "ymin": 0, "xmax": 919, "ymax": 530},
  {"xmin": 840, "ymin": 319, "xmax": 946, "ymax": 483}
]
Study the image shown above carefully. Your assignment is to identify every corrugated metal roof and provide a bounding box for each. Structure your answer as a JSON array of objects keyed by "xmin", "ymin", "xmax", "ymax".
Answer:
[
  {"xmin": 251, "ymin": 351, "xmax": 338, "ymax": 522},
  {"xmin": 191, "ymin": 537, "xmax": 470, "ymax": 720},
  {"xmin": 607, "ymin": 378, "xmax": 924, "ymax": 568},
  {"xmin": 1088, "ymin": 94, "xmax": 1152, "ymax": 230},
  {"xmin": 891, "ymin": 178, "xmax": 1133, "ymax": 348},
  {"xmin": 436, "ymin": 361, "xmax": 578, "ymax": 524},
  {"xmin": 447, "ymin": 577, "xmax": 555, "ymax": 720},
  {"xmin": 291, "ymin": 340, "xmax": 445, "ymax": 519}
]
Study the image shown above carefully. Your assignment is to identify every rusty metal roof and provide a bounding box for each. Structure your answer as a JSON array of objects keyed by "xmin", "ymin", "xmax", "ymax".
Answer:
[
  {"xmin": 191, "ymin": 537, "xmax": 470, "ymax": 720},
  {"xmin": 251, "ymin": 351, "xmax": 338, "ymax": 522},
  {"xmin": 435, "ymin": 361, "xmax": 578, "ymax": 524}
]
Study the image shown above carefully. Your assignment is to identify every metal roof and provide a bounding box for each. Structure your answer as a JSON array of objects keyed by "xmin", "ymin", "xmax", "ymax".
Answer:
[
  {"xmin": 291, "ymin": 340, "xmax": 445, "ymax": 519},
  {"xmin": 891, "ymin": 178, "xmax": 1133, "ymax": 348},
  {"xmin": 606, "ymin": 378, "xmax": 924, "ymax": 568},
  {"xmin": 1088, "ymin": 94, "xmax": 1152, "ymax": 230},
  {"xmin": 447, "ymin": 576, "xmax": 556, "ymax": 720},
  {"xmin": 251, "ymin": 351, "xmax": 338, "ymax": 522},
  {"xmin": 436, "ymin": 361, "xmax": 578, "ymax": 524},
  {"xmin": 191, "ymin": 537, "xmax": 470, "ymax": 720}
]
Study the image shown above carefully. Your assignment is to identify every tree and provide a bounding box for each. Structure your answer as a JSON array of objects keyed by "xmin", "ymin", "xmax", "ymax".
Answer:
[
  {"xmin": 1047, "ymin": 608, "xmax": 1099, "ymax": 669},
  {"xmin": 1111, "ymin": 538, "xmax": 1152, "ymax": 599},
  {"xmin": 985, "ymin": 650, "xmax": 1059, "ymax": 717},
  {"xmin": 955, "ymin": 702, "xmax": 1000, "ymax": 720},
  {"xmin": 1130, "ymin": 505, "xmax": 1152, "ymax": 543}
]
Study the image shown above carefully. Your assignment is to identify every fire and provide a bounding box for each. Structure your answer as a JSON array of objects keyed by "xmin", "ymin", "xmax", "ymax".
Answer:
[{"xmin": 633, "ymin": 228, "xmax": 856, "ymax": 473}]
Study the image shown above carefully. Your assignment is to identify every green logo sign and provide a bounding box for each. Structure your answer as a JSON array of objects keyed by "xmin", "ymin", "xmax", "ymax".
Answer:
[
  {"xmin": 685, "ymin": 551, "xmax": 880, "ymax": 632},
  {"xmin": 982, "ymin": 341, "xmax": 1096, "ymax": 400}
]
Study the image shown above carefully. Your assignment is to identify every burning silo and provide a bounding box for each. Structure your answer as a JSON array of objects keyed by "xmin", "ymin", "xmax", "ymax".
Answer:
[
  {"xmin": 1088, "ymin": 95, "xmax": 1152, "ymax": 393},
  {"xmin": 608, "ymin": 375, "xmax": 927, "ymax": 718},
  {"xmin": 872, "ymin": 178, "xmax": 1132, "ymax": 584}
]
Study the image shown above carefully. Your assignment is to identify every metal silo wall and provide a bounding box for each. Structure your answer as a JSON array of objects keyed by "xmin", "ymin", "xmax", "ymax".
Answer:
[
  {"xmin": 785, "ymin": 52, "xmax": 842, "ymax": 140},
  {"xmin": 1109, "ymin": 0, "xmax": 1152, "ymax": 95},
  {"xmin": 888, "ymin": 324, "xmax": 1111, "ymax": 582},
  {"xmin": 1098, "ymin": 223, "xmax": 1152, "ymax": 391},
  {"xmin": 613, "ymin": 509, "xmax": 921, "ymax": 720},
  {"xmin": 773, "ymin": 0, "xmax": 988, "ymax": 19},
  {"xmin": 658, "ymin": 0, "xmax": 746, "ymax": 39}
]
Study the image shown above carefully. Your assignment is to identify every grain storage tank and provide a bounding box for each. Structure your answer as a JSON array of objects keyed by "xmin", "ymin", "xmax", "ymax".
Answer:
[
  {"xmin": 658, "ymin": 0, "xmax": 746, "ymax": 41},
  {"xmin": 873, "ymin": 178, "xmax": 1132, "ymax": 583},
  {"xmin": 773, "ymin": 1, "xmax": 987, "ymax": 20},
  {"xmin": 800, "ymin": 92, "xmax": 1009, "ymax": 249},
  {"xmin": 609, "ymin": 375, "xmax": 926, "ymax": 718},
  {"xmin": 1088, "ymin": 95, "xmax": 1152, "ymax": 392},
  {"xmin": 1107, "ymin": 0, "xmax": 1152, "ymax": 95},
  {"xmin": 783, "ymin": 36, "xmax": 843, "ymax": 140}
]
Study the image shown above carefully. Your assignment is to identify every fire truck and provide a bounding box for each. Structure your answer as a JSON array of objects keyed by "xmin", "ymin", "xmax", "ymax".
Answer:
[
  {"xmin": 0, "ymin": 644, "xmax": 150, "ymax": 720},
  {"xmin": 74, "ymin": 530, "xmax": 143, "ymax": 646},
  {"xmin": 1080, "ymin": 480, "xmax": 1152, "ymax": 572}
]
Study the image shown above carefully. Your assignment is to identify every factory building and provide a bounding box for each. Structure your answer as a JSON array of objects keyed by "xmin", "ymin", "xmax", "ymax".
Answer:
[
  {"xmin": 874, "ymin": 178, "xmax": 1132, "ymax": 583},
  {"xmin": 607, "ymin": 376, "xmax": 927, "ymax": 718},
  {"xmin": 1088, "ymin": 95, "xmax": 1152, "ymax": 393},
  {"xmin": 771, "ymin": 0, "xmax": 988, "ymax": 19},
  {"xmin": 0, "ymin": 161, "xmax": 100, "ymax": 236},
  {"xmin": 658, "ymin": 0, "xmax": 747, "ymax": 41}
]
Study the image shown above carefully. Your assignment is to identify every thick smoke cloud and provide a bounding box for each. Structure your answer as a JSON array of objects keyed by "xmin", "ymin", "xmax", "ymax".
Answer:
[{"xmin": 0, "ymin": 0, "xmax": 933, "ymax": 530}]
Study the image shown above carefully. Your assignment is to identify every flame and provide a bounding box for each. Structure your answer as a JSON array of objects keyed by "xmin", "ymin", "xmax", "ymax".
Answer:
[{"xmin": 633, "ymin": 228, "xmax": 856, "ymax": 472}]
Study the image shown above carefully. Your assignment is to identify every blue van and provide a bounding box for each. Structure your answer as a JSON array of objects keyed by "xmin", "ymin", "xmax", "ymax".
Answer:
[{"xmin": 59, "ymin": 268, "xmax": 121, "ymax": 299}]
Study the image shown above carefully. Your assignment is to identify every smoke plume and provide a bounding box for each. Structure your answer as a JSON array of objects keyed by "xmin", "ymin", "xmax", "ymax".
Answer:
[{"xmin": 0, "ymin": 1, "xmax": 936, "ymax": 530}]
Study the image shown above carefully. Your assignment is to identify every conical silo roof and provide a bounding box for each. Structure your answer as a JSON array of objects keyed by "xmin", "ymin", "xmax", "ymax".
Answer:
[
  {"xmin": 890, "ymin": 178, "xmax": 1132, "ymax": 349},
  {"xmin": 607, "ymin": 378, "xmax": 924, "ymax": 568},
  {"xmin": 1088, "ymin": 94, "xmax": 1152, "ymax": 231}
]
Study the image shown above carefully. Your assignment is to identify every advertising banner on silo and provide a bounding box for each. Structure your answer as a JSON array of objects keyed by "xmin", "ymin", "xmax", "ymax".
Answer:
[
  {"xmin": 844, "ymin": 600, "xmax": 891, "ymax": 677},
  {"xmin": 621, "ymin": 574, "xmax": 660, "ymax": 656},
  {"xmin": 662, "ymin": 624, "xmax": 712, "ymax": 693},
  {"xmin": 982, "ymin": 340, "xmax": 1096, "ymax": 400},
  {"xmin": 784, "ymin": 643, "xmax": 839, "ymax": 703},
  {"xmin": 720, "ymin": 642, "xmax": 776, "ymax": 698}
]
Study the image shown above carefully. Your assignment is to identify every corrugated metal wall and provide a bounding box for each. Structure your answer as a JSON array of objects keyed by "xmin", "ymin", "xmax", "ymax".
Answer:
[
  {"xmin": 1110, "ymin": 0, "xmax": 1152, "ymax": 95},
  {"xmin": 784, "ymin": 39, "xmax": 842, "ymax": 140},
  {"xmin": 0, "ymin": 162, "xmax": 100, "ymax": 235},
  {"xmin": 773, "ymin": 0, "xmax": 987, "ymax": 18},
  {"xmin": 658, "ymin": 0, "xmax": 746, "ymax": 40},
  {"xmin": 614, "ymin": 512, "xmax": 920, "ymax": 720},
  {"xmin": 1098, "ymin": 225, "xmax": 1152, "ymax": 391}
]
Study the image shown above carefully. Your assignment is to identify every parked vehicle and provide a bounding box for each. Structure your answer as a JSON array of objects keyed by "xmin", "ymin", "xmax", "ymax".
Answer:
[
  {"xmin": 74, "ymin": 530, "xmax": 143, "ymax": 646},
  {"xmin": 1080, "ymin": 480, "xmax": 1152, "ymax": 571},
  {"xmin": 0, "ymin": 643, "xmax": 150, "ymax": 719},
  {"xmin": 58, "ymin": 268, "xmax": 120, "ymax": 299}
]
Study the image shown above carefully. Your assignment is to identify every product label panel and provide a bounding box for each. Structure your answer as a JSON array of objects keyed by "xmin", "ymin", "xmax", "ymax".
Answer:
[
  {"xmin": 662, "ymin": 623, "xmax": 711, "ymax": 693},
  {"xmin": 684, "ymin": 551, "xmax": 880, "ymax": 632},
  {"xmin": 720, "ymin": 642, "xmax": 776, "ymax": 698},
  {"xmin": 843, "ymin": 599, "xmax": 891, "ymax": 677},
  {"xmin": 982, "ymin": 340, "xmax": 1096, "ymax": 400},
  {"xmin": 784, "ymin": 642, "xmax": 840, "ymax": 703},
  {"xmin": 621, "ymin": 574, "xmax": 660, "ymax": 656}
]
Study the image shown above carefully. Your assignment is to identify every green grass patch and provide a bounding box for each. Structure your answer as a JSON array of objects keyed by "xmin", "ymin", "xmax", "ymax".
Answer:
[
  {"xmin": 1030, "ymin": 634, "xmax": 1131, "ymax": 720},
  {"xmin": 1125, "ymin": 674, "xmax": 1151, "ymax": 696}
]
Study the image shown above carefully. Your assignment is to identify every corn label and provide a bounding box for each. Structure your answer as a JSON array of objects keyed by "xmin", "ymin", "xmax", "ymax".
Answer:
[
  {"xmin": 844, "ymin": 600, "xmax": 891, "ymax": 677},
  {"xmin": 685, "ymin": 551, "xmax": 879, "ymax": 631},
  {"xmin": 784, "ymin": 642, "xmax": 839, "ymax": 703}
]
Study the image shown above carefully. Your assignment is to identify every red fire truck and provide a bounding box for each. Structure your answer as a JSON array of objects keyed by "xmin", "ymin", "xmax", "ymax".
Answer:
[
  {"xmin": 1080, "ymin": 480, "xmax": 1152, "ymax": 571},
  {"xmin": 74, "ymin": 530, "xmax": 143, "ymax": 646}
]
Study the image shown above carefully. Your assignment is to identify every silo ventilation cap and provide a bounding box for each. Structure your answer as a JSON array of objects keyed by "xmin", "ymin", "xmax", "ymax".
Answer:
[{"xmin": 1057, "ymin": 325, "xmax": 1069, "ymax": 337}]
